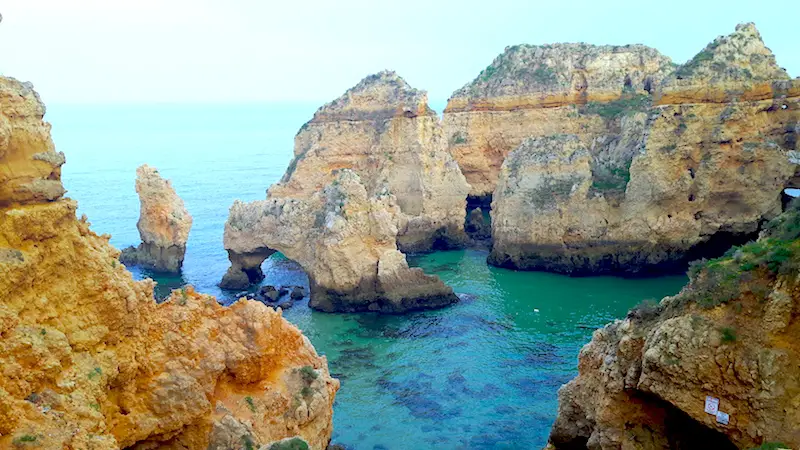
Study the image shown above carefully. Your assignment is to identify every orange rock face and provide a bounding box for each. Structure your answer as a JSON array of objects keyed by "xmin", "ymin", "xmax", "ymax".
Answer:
[{"xmin": 0, "ymin": 77, "xmax": 338, "ymax": 449}]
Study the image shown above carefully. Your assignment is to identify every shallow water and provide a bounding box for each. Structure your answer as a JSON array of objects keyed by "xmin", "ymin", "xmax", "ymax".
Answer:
[{"xmin": 53, "ymin": 103, "xmax": 687, "ymax": 449}]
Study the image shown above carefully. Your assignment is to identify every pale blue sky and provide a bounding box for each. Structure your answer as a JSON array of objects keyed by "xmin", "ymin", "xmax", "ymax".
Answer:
[{"xmin": 1, "ymin": 0, "xmax": 797, "ymax": 104}]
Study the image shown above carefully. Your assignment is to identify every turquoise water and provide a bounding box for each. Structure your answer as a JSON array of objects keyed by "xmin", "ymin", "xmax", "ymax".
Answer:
[{"xmin": 52, "ymin": 104, "xmax": 687, "ymax": 449}]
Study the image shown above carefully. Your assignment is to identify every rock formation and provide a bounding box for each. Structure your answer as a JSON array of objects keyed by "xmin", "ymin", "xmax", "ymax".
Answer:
[
  {"xmin": 443, "ymin": 42, "xmax": 675, "ymax": 198},
  {"xmin": 271, "ymin": 71, "xmax": 470, "ymax": 253},
  {"xmin": 120, "ymin": 164, "xmax": 193, "ymax": 272},
  {"xmin": 222, "ymin": 169, "xmax": 458, "ymax": 313},
  {"xmin": 0, "ymin": 76, "xmax": 338, "ymax": 449},
  {"xmin": 471, "ymin": 23, "xmax": 800, "ymax": 274},
  {"xmin": 220, "ymin": 72, "xmax": 464, "ymax": 313},
  {"xmin": 548, "ymin": 200, "xmax": 800, "ymax": 449}
]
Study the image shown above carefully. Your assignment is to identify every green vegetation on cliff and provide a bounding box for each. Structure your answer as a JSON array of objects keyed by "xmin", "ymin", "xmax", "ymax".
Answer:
[{"xmin": 686, "ymin": 199, "xmax": 800, "ymax": 308}]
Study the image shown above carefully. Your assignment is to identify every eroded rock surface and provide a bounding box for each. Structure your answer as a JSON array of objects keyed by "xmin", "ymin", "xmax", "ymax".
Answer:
[
  {"xmin": 221, "ymin": 72, "xmax": 463, "ymax": 312},
  {"xmin": 444, "ymin": 42, "xmax": 675, "ymax": 197},
  {"xmin": 222, "ymin": 169, "xmax": 458, "ymax": 313},
  {"xmin": 548, "ymin": 202, "xmax": 800, "ymax": 449},
  {"xmin": 484, "ymin": 23, "xmax": 800, "ymax": 274},
  {"xmin": 120, "ymin": 164, "xmax": 193, "ymax": 272},
  {"xmin": 0, "ymin": 76, "xmax": 338, "ymax": 450},
  {"xmin": 271, "ymin": 71, "xmax": 470, "ymax": 253}
]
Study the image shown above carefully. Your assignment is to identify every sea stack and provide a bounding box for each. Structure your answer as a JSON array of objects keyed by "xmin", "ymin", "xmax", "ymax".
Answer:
[
  {"xmin": 445, "ymin": 23, "xmax": 800, "ymax": 274},
  {"xmin": 221, "ymin": 71, "xmax": 465, "ymax": 313},
  {"xmin": 120, "ymin": 164, "xmax": 192, "ymax": 272},
  {"xmin": 0, "ymin": 75, "xmax": 338, "ymax": 449},
  {"xmin": 548, "ymin": 200, "xmax": 800, "ymax": 449}
]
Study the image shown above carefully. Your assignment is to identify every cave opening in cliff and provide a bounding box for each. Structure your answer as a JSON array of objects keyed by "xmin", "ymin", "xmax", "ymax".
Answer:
[
  {"xmin": 464, "ymin": 194, "xmax": 493, "ymax": 244},
  {"xmin": 647, "ymin": 394, "xmax": 738, "ymax": 450},
  {"xmin": 683, "ymin": 229, "xmax": 760, "ymax": 266}
]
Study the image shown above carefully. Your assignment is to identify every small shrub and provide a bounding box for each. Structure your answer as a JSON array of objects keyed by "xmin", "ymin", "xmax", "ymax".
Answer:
[
  {"xmin": 627, "ymin": 299, "xmax": 661, "ymax": 322},
  {"xmin": 301, "ymin": 386, "xmax": 313, "ymax": 398},
  {"xmin": 12, "ymin": 435, "xmax": 37, "ymax": 445},
  {"xmin": 299, "ymin": 366, "xmax": 318, "ymax": 384},
  {"xmin": 89, "ymin": 402, "xmax": 100, "ymax": 411},
  {"xmin": 269, "ymin": 437, "xmax": 310, "ymax": 450},
  {"xmin": 585, "ymin": 94, "xmax": 651, "ymax": 119},
  {"xmin": 88, "ymin": 367, "xmax": 102, "ymax": 380},
  {"xmin": 720, "ymin": 326, "xmax": 737, "ymax": 344},
  {"xmin": 242, "ymin": 435, "xmax": 256, "ymax": 450},
  {"xmin": 244, "ymin": 395, "xmax": 256, "ymax": 413}
]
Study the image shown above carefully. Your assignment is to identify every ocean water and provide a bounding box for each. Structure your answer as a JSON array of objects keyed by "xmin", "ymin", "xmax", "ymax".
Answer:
[{"xmin": 52, "ymin": 103, "xmax": 687, "ymax": 449}]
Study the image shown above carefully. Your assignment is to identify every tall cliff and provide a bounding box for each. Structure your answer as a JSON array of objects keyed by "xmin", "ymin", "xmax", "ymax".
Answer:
[
  {"xmin": 443, "ymin": 42, "xmax": 675, "ymax": 198},
  {"xmin": 120, "ymin": 164, "xmax": 193, "ymax": 273},
  {"xmin": 0, "ymin": 76, "xmax": 338, "ymax": 449},
  {"xmin": 548, "ymin": 199, "xmax": 800, "ymax": 449},
  {"xmin": 471, "ymin": 23, "xmax": 800, "ymax": 274},
  {"xmin": 272, "ymin": 71, "xmax": 470, "ymax": 253},
  {"xmin": 220, "ymin": 72, "xmax": 463, "ymax": 313}
]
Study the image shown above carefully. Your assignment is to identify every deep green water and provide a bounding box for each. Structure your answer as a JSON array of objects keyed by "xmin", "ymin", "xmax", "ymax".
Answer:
[{"xmin": 51, "ymin": 104, "xmax": 688, "ymax": 449}]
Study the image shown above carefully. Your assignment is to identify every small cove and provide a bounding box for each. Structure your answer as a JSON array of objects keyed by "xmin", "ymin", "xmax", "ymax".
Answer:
[{"xmin": 55, "ymin": 103, "xmax": 687, "ymax": 449}]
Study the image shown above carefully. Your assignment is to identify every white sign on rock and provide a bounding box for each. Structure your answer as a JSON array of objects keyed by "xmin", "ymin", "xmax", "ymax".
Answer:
[
  {"xmin": 716, "ymin": 411, "xmax": 730, "ymax": 425},
  {"xmin": 704, "ymin": 396, "xmax": 720, "ymax": 415}
]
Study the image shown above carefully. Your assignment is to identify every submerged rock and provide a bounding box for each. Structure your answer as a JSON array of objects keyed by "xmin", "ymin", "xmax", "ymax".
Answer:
[
  {"xmin": 119, "ymin": 164, "xmax": 192, "ymax": 273},
  {"xmin": 548, "ymin": 201, "xmax": 800, "ymax": 449},
  {"xmin": 0, "ymin": 76, "xmax": 338, "ymax": 449},
  {"xmin": 221, "ymin": 72, "xmax": 463, "ymax": 313},
  {"xmin": 222, "ymin": 169, "xmax": 458, "ymax": 313},
  {"xmin": 475, "ymin": 23, "xmax": 800, "ymax": 274}
]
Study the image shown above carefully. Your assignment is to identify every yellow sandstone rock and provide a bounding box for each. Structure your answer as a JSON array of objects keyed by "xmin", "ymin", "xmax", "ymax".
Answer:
[
  {"xmin": 0, "ymin": 76, "xmax": 338, "ymax": 449},
  {"xmin": 120, "ymin": 164, "xmax": 193, "ymax": 273}
]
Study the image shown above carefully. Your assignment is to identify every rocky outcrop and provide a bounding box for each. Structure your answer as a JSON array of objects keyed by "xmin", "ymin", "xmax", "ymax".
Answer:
[
  {"xmin": 0, "ymin": 77, "xmax": 338, "ymax": 449},
  {"xmin": 483, "ymin": 23, "xmax": 800, "ymax": 274},
  {"xmin": 120, "ymin": 164, "xmax": 193, "ymax": 272},
  {"xmin": 271, "ymin": 70, "xmax": 470, "ymax": 253},
  {"xmin": 222, "ymin": 169, "xmax": 458, "ymax": 313},
  {"xmin": 444, "ymin": 42, "xmax": 675, "ymax": 198},
  {"xmin": 548, "ymin": 202, "xmax": 800, "ymax": 449},
  {"xmin": 220, "ymin": 72, "xmax": 464, "ymax": 313}
]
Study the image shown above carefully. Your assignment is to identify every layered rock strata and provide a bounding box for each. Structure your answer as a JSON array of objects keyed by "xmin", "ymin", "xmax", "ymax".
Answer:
[
  {"xmin": 443, "ymin": 42, "xmax": 675, "ymax": 198},
  {"xmin": 270, "ymin": 71, "xmax": 470, "ymax": 253},
  {"xmin": 220, "ymin": 72, "xmax": 463, "ymax": 312},
  {"xmin": 472, "ymin": 23, "xmax": 800, "ymax": 274},
  {"xmin": 0, "ymin": 76, "xmax": 338, "ymax": 449},
  {"xmin": 222, "ymin": 169, "xmax": 458, "ymax": 313},
  {"xmin": 548, "ymin": 201, "xmax": 800, "ymax": 449},
  {"xmin": 120, "ymin": 164, "xmax": 192, "ymax": 272}
]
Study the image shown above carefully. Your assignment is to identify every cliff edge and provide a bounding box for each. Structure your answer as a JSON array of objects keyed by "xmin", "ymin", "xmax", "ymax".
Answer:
[{"xmin": 0, "ymin": 76, "xmax": 338, "ymax": 449}]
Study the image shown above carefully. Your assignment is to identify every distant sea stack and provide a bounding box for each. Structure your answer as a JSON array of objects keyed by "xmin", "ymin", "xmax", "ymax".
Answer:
[
  {"xmin": 0, "ymin": 76, "xmax": 338, "ymax": 449},
  {"xmin": 548, "ymin": 200, "xmax": 800, "ymax": 449},
  {"xmin": 221, "ymin": 71, "xmax": 465, "ymax": 313},
  {"xmin": 444, "ymin": 23, "xmax": 800, "ymax": 275},
  {"xmin": 120, "ymin": 164, "xmax": 192, "ymax": 273}
]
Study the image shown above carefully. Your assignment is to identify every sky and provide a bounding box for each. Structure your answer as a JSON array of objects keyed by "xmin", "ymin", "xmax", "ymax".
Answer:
[{"xmin": 0, "ymin": 0, "xmax": 797, "ymax": 105}]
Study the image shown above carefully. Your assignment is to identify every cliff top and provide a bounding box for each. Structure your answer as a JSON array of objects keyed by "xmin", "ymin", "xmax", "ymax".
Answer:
[
  {"xmin": 450, "ymin": 43, "xmax": 674, "ymax": 100},
  {"xmin": 308, "ymin": 70, "xmax": 435, "ymax": 123},
  {"xmin": 664, "ymin": 22, "xmax": 789, "ymax": 86}
]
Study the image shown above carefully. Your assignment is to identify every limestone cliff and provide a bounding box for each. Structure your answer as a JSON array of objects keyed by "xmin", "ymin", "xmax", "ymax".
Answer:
[
  {"xmin": 222, "ymin": 169, "xmax": 458, "ymax": 313},
  {"xmin": 548, "ymin": 201, "xmax": 800, "ymax": 449},
  {"xmin": 120, "ymin": 164, "xmax": 193, "ymax": 273},
  {"xmin": 484, "ymin": 23, "xmax": 800, "ymax": 274},
  {"xmin": 444, "ymin": 42, "xmax": 675, "ymax": 197},
  {"xmin": 220, "ymin": 72, "xmax": 463, "ymax": 313},
  {"xmin": 271, "ymin": 70, "xmax": 470, "ymax": 253},
  {"xmin": 0, "ymin": 77, "xmax": 338, "ymax": 449}
]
